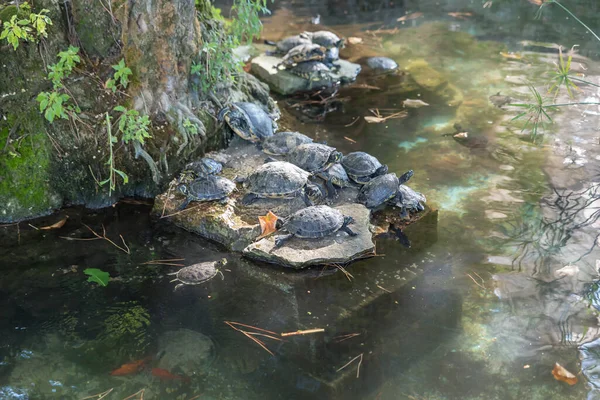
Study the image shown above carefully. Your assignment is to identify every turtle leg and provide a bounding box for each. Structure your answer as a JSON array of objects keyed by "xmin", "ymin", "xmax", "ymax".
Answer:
[
  {"xmin": 399, "ymin": 206, "xmax": 410, "ymax": 219},
  {"xmin": 274, "ymin": 233, "xmax": 294, "ymax": 248},
  {"xmin": 340, "ymin": 216, "xmax": 358, "ymax": 237},
  {"xmin": 242, "ymin": 193, "xmax": 260, "ymax": 206},
  {"xmin": 173, "ymin": 283, "xmax": 185, "ymax": 292},
  {"xmin": 301, "ymin": 188, "xmax": 314, "ymax": 207},
  {"xmin": 325, "ymin": 178, "xmax": 337, "ymax": 198},
  {"xmin": 389, "ymin": 226, "xmax": 411, "ymax": 248},
  {"xmin": 178, "ymin": 198, "xmax": 191, "ymax": 211}
]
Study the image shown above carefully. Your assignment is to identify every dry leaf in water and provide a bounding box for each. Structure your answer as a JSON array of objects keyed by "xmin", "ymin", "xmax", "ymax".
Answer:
[
  {"xmin": 40, "ymin": 216, "xmax": 68, "ymax": 230},
  {"xmin": 257, "ymin": 211, "xmax": 279, "ymax": 239},
  {"xmin": 552, "ymin": 363, "xmax": 578, "ymax": 386},
  {"xmin": 403, "ymin": 99, "xmax": 430, "ymax": 108},
  {"xmin": 397, "ymin": 12, "xmax": 423, "ymax": 22},
  {"xmin": 364, "ymin": 116, "xmax": 385, "ymax": 124},
  {"xmin": 447, "ymin": 12, "xmax": 472, "ymax": 19},
  {"xmin": 500, "ymin": 52, "xmax": 523, "ymax": 60},
  {"xmin": 347, "ymin": 37, "xmax": 363, "ymax": 45}
]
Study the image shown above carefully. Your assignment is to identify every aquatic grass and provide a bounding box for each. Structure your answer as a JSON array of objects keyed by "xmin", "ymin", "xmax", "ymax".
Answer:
[{"xmin": 510, "ymin": 85, "xmax": 555, "ymax": 140}]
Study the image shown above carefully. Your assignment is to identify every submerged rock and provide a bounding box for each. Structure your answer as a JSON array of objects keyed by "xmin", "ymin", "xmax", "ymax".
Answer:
[
  {"xmin": 157, "ymin": 329, "xmax": 215, "ymax": 375},
  {"xmin": 243, "ymin": 203, "xmax": 374, "ymax": 269},
  {"xmin": 251, "ymin": 55, "xmax": 361, "ymax": 95}
]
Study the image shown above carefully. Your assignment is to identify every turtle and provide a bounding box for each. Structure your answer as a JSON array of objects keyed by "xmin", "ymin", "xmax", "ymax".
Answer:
[
  {"xmin": 218, "ymin": 102, "xmax": 275, "ymax": 143},
  {"xmin": 265, "ymin": 35, "xmax": 313, "ymax": 54},
  {"xmin": 301, "ymin": 30, "xmax": 344, "ymax": 49},
  {"xmin": 273, "ymin": 205, "xmax": 357, "ymax": 248},
  {"xmin": 341, "ymin": 151, "xmax": 389, "ymax": 184},
  {"xmin": 358, "ymin": 171, "xmax": 414, "ymax": 209},
  {"xmin": 177, "ymin": 176, "xmax": 236, "ymax": 210},
  {"xmin": 168, "ymin": 258, "xmax": 227, "ymax": 291},
  {"xmin": 366, "ymin": 56, "xmax": 398, "ymax": 72},
  {"xmin": 262, "ymin": 131, "xmax": 314, "ymax": 156},
  {"xmin": 393, "ymin": 184, "xmax": 426, "ymax": 218},
  {"xmin": 288, "ymin": 61, "xmax": 332, "ymax": 88},
  {"xmin": 276, "ymin": 43, "xmax": 326, "ymax": 69},
  {"xmin": 241, "ymin": 161, "xmax": 321, "ymax": 206},
  {"xmin": 179, "ymin": 158, "xmax": 222, "ymax": 183},
  {"xmin": 314, "ymin": 163, "xmax": 351, "ymax": 197},
  {"xmin": 286, "ymin": 143, "xmax": 342, "ymax": 174},
  {"xmin": 324, "ymin": 46, "xmax": 340, "ymax": 64}
]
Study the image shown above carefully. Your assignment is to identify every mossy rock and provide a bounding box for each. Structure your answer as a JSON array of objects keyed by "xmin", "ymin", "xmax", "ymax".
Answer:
[
  {"xmin": 71, "ymin": 0, "xmax": 121, "ymax": 59},
  {"xmin": 436, "ymin": 82, "xmax": 464, "ymax": 107},
  {"xmin": 405, "ymin": 59, "xmax": 447, "ymax": 91}
]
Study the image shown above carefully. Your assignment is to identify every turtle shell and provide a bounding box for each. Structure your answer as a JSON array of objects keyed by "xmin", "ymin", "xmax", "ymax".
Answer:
[
  {"xmin": 358, "ymin": 173, "xmax": 399, "ymax": 208},
  {"xmin": 302, "ymin": 31, "xmax": 343, "ymax": 49},
  {"xmin": 176, "ymin": 261, "xmax": 219, "ymax": 284},
  {"xmin": 262, "ymin": 131, "xmax": 313, "ymax": 156},
  {"xmin": 276, "ymin": 35, "xmax": 312, "ymax": 53},
  {"xmin": 396, "ymin": 184, "xmax": 426, "ymax": 211},
  {"xmin": 246, "ymin": 161, "xmax": 310, "ymax": 198},
  {"xmin": 341, "ymin": 152, "xmax": 386, "ymax": 184},
  {"xmin": 283, "ymin": 205, "xmax": 344, "ymax": 238},
  {"xmin": 235, "ymin": 102, "xmax": 274, "ymax": 141},
  {"xmin": 318, "ymin": 163, "xmax": 350, "ymax": 187},
  {"xmin": 185, "ymin": 176, "xmax": 236, "ymax": 201},
  {"xmin": 288, "ymin": 61, "xmax": 330, "ymax": 81},
  {"xmin": 366, "ymin": 57, "xmax": 398, "ymax": 72},
  {"xmin": 279, "ymin": 43, "xmax": 326, "ymax": 68},
  {"xmin": 184, "ymin": 158, "xmax": 222, "ymax": 177},
  {"xmin": 287, "ymin": 143, "xmax": 339, "ymax": 173}
]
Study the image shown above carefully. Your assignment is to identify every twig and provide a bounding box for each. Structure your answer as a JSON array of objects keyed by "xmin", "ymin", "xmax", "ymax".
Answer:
[
  {"xmin": 466, "ymin": 273, "xmax": 486, "ymax": 290},
  {"xmin": 161, "ymin": 184, "xmax": 175, "ymax": 218},
  {"xmin": 336, "ymin": 353, "xmax": 364, "ymax": 378},
  {"xmin": 333, "ymin": 333, "xmax": 361, "ymax": 343},
  {"xmin": 331, "ymin": 263, "xmax": 354, "ymax": 281},
  {"xmin": 225, "ymin": 321, "xmax": 278, "ymax": 336},
  {"xmin": 344, "ymin": 136, "xmax": 357, "ymax": 143},
  {"xmin": 376, "ymin": 284, "xmax": 392, "ymax": 293},
  {"xmin": 160, "ymin": 204, "xmax": 203, "ymax": 219},
  {"xmin": 281, "ymin": 328, "xmax": 325, "ymax": 337},
  {"xmin": 344, "ymin": 117, "xmax": 360, "ymax": 127},
  {"xmin": 225, "ymin": 321, "xmax": 280, "ymax": 355},
  {"xmin": 61, "ymin": 224, "xmax": 130, "ymax": 254},
  {"xmin": 80, "ymin": 388, "xmax": 114, "ymax": 400},
  {"xmin": 240, "ymin": 330, "xmax": 275, "ymax": 356},
  {"xmin": 122, "ymin": 389, "xmax": 145, "ymax": 400},
  {"xmin": 187, "ymin": 395, "xmax": 203, "ymax": 400},
  {"xmin": 141, "ymin": 258, "xmax": 185, "ymax": 267},
  {"xmin": 247, "ymin": 332, "xmax": 285, "ymax": 341}
]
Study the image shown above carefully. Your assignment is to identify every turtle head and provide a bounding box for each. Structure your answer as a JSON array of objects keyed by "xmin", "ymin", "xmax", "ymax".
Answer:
[
  {"xmin": 329, "ymin": 151, "xmax": 343, "ymax": 164},
  {"xmin": 217, "ymin": 106, "xmax": 231, "ymax": 123},
  {"xmin": 306, "ymin": 183, "xmax": 324, "ymax": 203},
  {"xmin": 335, "ymin": 38, "xmax": 345, "ymax": 49},
  {"xmin": 216, "ymin": 258, "xmax": 228, "ymax": 268},
  {"xmin": 398, "ymin": 169, "xmax": 414, "ymax": 185},
  {"xmin": 178, "ymin": 184, "xmax": 188, "ymax": 196},
  {"xmin": 275, "ymin": 218, "xmax": 284, "ymax": 230}
]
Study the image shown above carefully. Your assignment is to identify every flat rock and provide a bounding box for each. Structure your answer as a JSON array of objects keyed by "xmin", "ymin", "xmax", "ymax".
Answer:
[
  {"xmin": 242, "ymin": 203, "xmax": 374, "ymax": 269},
  {"xmin": 251, "ymin": 55, "xmax": 361, "ymax": 95}
]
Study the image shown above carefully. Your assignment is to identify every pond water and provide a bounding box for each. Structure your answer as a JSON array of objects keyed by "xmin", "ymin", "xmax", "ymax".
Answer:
[{"xmin": 2, "ymin": 0, "xmax": 600, "ymax": 399}]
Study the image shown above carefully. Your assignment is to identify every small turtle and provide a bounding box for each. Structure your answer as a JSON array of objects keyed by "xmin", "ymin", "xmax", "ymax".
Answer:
[
  {"xmin": 178, "ymin": 176, "xmax": 236, "ymax": 210},
  {"xmin": 315, "ymin": 163, "xmax": 351, "ymax": 197},
  {"xmin": 168, "ymin": 258, "xmax": 227, "ymax": 291},
  {"xmin": 393, "ymin": 184, "xmax": 426, "ymax": 218},
  {"xmin": 366, "ymin": 56, "xmax": 399, "ymax": 72},
  {"xmin": 179, "ymin": 158, "xmax": 222, "ymax": 183},
  {"xmin": 341, "ymin": 151, "xmax": 388, "ymax": 184},
  {"xmin": 273, "ymin": 205, "xmax": 357, "ymax": 248},
  {"xmin": 358, "ymin": 170, "xmax": 414, "ymax": 209},
  {"xmin": 242, "ymin": 161, "xmax": 320, "ymax": 206},
  {"xmin": 265, "ymin": 35, "xmax": 313, "ymax": 54},
  {"xmin": 489, "ymin": 92, "xmax": 513, "ymax": 108},
  {"xmin": 301, "ymin": 30, "xmax": 344, "ymax": 49},
  {"xmin": 276, "ymin": 43, "xmax": 326, "ymax": 69},
  {"xmin": 262, "ymin": 131, "xmax": 314, "ymax": 156},
  {"xmin": 287, "ymin": 143, "xmax": 342, "ymax": 174},
  {"xmin": 288, "ymin": 61, "xmax": 332, "ymax": 88},
  {"xmin": 218, "ymin": 102, "xmax": 275, "ymax": 143}
]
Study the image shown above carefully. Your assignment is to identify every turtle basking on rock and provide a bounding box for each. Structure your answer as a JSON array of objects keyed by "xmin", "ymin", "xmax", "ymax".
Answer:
[
  {"xmin": 357, "ymin": 171, "xmax": 413, "ymax": 209},
  {"xmin": 276, "ymin": 43, "xmax": 327, "ymax": 69},
  {"xmin": 341, "ymin": 151, "xmax": 388, "ymax": 184},
  {"xmin": 273, "ymin": 205, "xmax": 357, "ymax": 248},
  {"xmin": 288, "ymin": 61, "xmax": 332, "ymax": 87},
  {"xmin": 262, "ymin": 131, "xmax": 314, "ymax": 156},
  {"xmin": 218, "ymin": 102, "xmax": 275, "ymax": 143},
  {"xmin": 241, "ymin": 161, "xmax": 321, "ymax": 206},
  {"xmin": 314, "ymin": 163, "xmax": 351, "ymax": 197},
  {"xmin": 179, "ymin": 158, "xmax": 222, "ymax": 183},
  {"xmin": 300, "ymin": 31, "xmax": 344, "ymax": 49},
  {"xmin": 393, "ymin": 184, "xmax": 426, "ymax": 218},
  {"xmin": 168, "ymin": 258, "xmax": 227, "ymax": 291},
  {"xmin": 265, "ymin": 35, "xmax": 313, "ymax": 54},
  {"xmin": 178, "ymin": 176, "xmax": 236, "ymax": 210},
  {"xmin": 286, "ymin": 143, "xmax": 342, "ymax": 174}
]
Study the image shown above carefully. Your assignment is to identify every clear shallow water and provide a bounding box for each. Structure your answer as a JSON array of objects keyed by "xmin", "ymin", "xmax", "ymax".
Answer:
[{"xmin": 2, "ymin": 1, "xmax": 600, "ymax": 399}]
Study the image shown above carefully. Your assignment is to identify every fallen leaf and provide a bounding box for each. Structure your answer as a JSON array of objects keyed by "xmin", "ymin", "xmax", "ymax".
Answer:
[
  {"xmin": 344, "ymin": 136, "xmax": 357, "ymax": 144},
  {"xmin": 528, "ymin": 0, "xmax": 544, "ymax": 5},
  {"xmin": 397, "ymin": 12, "xmax": 423, "ymax": 22},
  {"xmin": 448, "ymin": 12, "xmax": 473, "ymax": 19},
  {"xmin": 552, "ymin": 363, "xmax": 578, "ymax": 386},
  {"xmin": 84, "ymin": 268, "xmax": 110, "ymax": 287},
  {"xmin": 364, "ymin": 116, "xmax": 386, "ymax": 124},
  {"xmin": 373, "ymin": 225, "xmax": 389, "ymax": 235},
  {"xmin": 500, "ymin": 52, "xmax": 523, "ymax": 60},
  {"xmin": 403, "ymin": 99, "xmax": 430, "ymax": 108},
  {"xmin": 347, "ymin": 37, "xmax": 363, "ymax": 45},
  {"xmin": 40, "ymin": 216, "xmax": 68, "ymax": 230},
  {"xmin": 483, "ymin": 1, "xmax": 493, "ymax": 8},
  {"xmin": 257, "ymin": 211, "xmax": 279, "ymax": 239}
]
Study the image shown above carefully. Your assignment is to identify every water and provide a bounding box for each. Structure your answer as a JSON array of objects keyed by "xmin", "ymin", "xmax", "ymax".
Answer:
[{"xmin": 2, "ymin": 1, "xmax": 600, "ymax": 399}]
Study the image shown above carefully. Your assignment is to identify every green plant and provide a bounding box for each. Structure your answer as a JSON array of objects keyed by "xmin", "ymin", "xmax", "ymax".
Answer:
[
  {"xmin": 113, "ymin": 106, "xmax": 151, "ymax": 145},
  {"xmin": 84, "ymin": 268, "xmax": 110, "ymax": 286},
  {"xmin": 37, "ymin": 46, "xmax": 80, "ymax": 123},
  {"xmin": 36, "ymin": 91, "xmax": 70, "ymax": 122},
  {"xmin": 0, "ymin": 3, "xmax": 52, "ymax": 50},
  {"xmin": 99, "ymin": 113, "xmax": 128, "ymax": 195},
  {"xmin": 183, "ymin": 118, "xmax": 199, "ymax": 136},
  {"xmin": 511, "ymin": 85, "xmax": 555, "ymax": 141},
  {"xmin": 106, "ymin": 59, "xmax": 133, "ymax": 93},
  {"xmin": 1, "ymin": 15, "xmax": 32, "ymax": 49}
]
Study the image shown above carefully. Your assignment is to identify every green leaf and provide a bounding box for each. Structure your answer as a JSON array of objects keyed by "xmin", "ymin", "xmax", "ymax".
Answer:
[
  {"xmin": 114, "ymin": 169, "xmax": 129, "ymax": 184},
  {"xmin": 113, "ymin": 105, "xmax": 127, "ymax": 113},
  {"xmin": 84, "ymin": 268, "xmax": 110, "ymax": 286}
]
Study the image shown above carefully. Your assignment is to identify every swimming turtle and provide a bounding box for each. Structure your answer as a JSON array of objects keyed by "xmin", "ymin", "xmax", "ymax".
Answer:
[
  {"xmin": 179, "ymin": 158, "xmax": 222, "ymax": 183},
  {"xmin": 358, "ymin": 171, "xmax": 414, "ymax": 208},
  {"xmin": 273, "ymin": 205, "xmax": 357, "ymax": 248},
  {"xmin": 314, "ymin": 163, "xmax": 351, "ymax": 197},
  {"xmin": 178, "ymin": 176, "xmax": 236, "ymax": 210},
  {"xmin": 262, "ymin": 131, "xmax": 314, "ymax": 156},
  {"xmin": 218, "ymin": 102, "xmax": 275, "ymax": 143},
  {"xmin": 301, "ymin": 30, "xmax": 344, "ymax": 49},
  {"xmin": 393, "ymin": 184, "xmax": 426, "ymax": 217},
  {"xmin": 366, "ymin": 56, "xmax": 398, "ymax": 72},
  {"xmin": 168, "ymin": 258, "xmax": 227, "ymax": 291},
  {"xmin": 276, "ymin": 43, "xmax": 326, "ymax": 69},
  {"xmin": 287, "ymin": 143, "xmax": 342, "ymax": 173},
  {"xmin": 265, "ymin": 35, "xmax": 313, "ymax": 53},
  {"xmin": 241, "ymin": 161, "xmax": 321, "ymax": 206},
  {"xmin": 341, "ymin": 151, "xmax": 388, "ymax": 184}
]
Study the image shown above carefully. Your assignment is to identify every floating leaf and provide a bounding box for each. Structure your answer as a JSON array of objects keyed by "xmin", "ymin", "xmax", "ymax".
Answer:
[
  {"xmin": 364, "ymin": 116, "xmax": 386, "ymax": 124},
  {"xmin": 257, "ymin": 211, "xmax": 279, "ymax": 239},
  {"xmin": 84, "ymin": 268, "xmax": 110, "ymax": 287},
  {"xmin": 552, "ymin": 363, "xmax": 578, "ymax": 386},
  {"xmin": 447, "ymin": 12, "xmax": 472, "ymax": 19},
  {"xmin": 39, "ymin": 216, "xmax": 68, "ymax": 230},
  {"xmin": 347, "ymin": 37, "xmax": 363, "ymax": 44},
  {"xmin": 397, "ymin": 12, "xmax": 423, "ymax": 22},
  {"xmin": 403, "ymin": 99, "xmax": 430, "ymax": 108}
]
